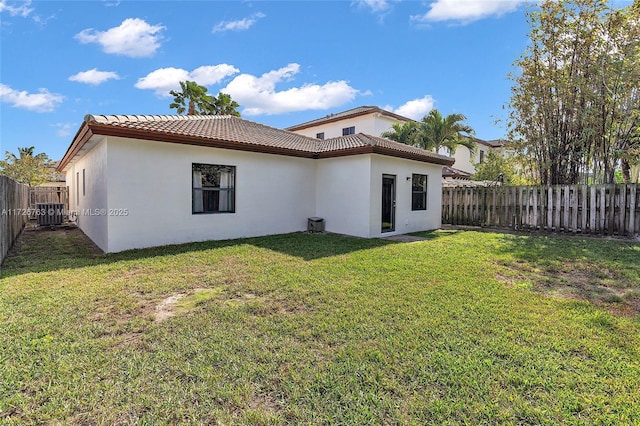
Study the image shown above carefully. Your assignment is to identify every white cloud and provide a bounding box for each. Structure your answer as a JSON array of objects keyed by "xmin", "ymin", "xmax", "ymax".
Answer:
[
  {"xmin": 135, "ymin": 64, "xmax": 239, "ymax": 97},
  {"xmin": 352, "ymin": 0, "xmax": 392, "ymax": 13},
  {"xmin": 54, "ymin": 123, "xmax": 73, "ymax": 137},
  {"xmin": 0, "ymin": 83, "xmax": 63, "ymax": 112},
  {"xmin": 190, "ymin": 65, "xmax": 239, "ymax": 85},
  {"xmin": 390, "ymin": 95, "xmax": 435, "ymax": 120},
  {"xmin": 0, "ymin": 0, "xmax": 33, "ymax": 17},
  {"xmin": 412, "ymin": 0, "xmax": 527, "ymax": 24},
  {"xmin": 75, "ymin": 18, "xmax": 165, "ymax": 58},
  {"xmin": 69, "ymin": 68, "xmax": 121, "ymax": 85},
  {"xmin": 222, "ymin": 63, "xmax": 359, "ymax": 116},
  {"xmin": 212, "ymin": 12, "xmax": 265, "ymax": 33}
]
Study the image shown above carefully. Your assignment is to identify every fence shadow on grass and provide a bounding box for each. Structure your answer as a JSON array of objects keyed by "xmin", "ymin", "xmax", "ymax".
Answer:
[
  {"xmin": 494, "ymin": 232, "xmax": 640, "ymax": 315},
  {"xmin": 0, "ymin": 227, "xmax": 400, "ymax": 279}
]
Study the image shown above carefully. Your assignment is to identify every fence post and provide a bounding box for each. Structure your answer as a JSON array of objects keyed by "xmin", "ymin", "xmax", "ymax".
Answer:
[
  {"xmin": 619, "ymin": 185, "xmax": 627, "ymax": 236},
  {"xmin": 629, "ymin": 185, "xmax": 636, "ymax": 236}
]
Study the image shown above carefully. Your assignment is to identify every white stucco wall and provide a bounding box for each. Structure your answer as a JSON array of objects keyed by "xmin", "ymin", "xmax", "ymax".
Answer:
[
  {"xmin": 104, "ymin": 137, "xmax": 316, "ymax": 252},
  {"xmin": 293, "ymin": 114, "xmax": 400, "ymax": 139},
  {"xmin": 66, "ymin": 136, "xmax": 447, "ymax": 252},
  {"xmin": 369, "ymin": 155, "xmax": 443, "ymax": 237},
  {"xmin": 315, "ymin": 155, "xmax": 372, "ymax": 238},
  {"xmin": 67, "ymin": 138, "xmax": 109, "ymax": 251},
  {"xmin": 443, "ymin": 145, "xmax": 499, "ymax": 175},
  {"xmin": 314, "ymin": 154, "xmax": 443, "ymax": 238}
]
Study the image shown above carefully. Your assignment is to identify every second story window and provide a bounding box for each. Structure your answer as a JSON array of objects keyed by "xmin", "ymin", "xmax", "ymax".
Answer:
[
  {"xmin": 342, "ymin": 126, "xmax": 355, "ymax": 136},
  {"xmin": 316, "ymin": 132, "xmax": 324, "ymax": 140}
]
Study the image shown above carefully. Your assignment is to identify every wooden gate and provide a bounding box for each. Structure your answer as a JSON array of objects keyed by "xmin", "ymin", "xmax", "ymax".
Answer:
[{"xmin": 29, "ymin": 186, "xmax": 68, "ymax": 218}]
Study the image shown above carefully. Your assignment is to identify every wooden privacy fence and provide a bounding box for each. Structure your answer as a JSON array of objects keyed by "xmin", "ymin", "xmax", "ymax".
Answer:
[
  {"xmin": 442, "ymin": 184, "xmax": 640, "ymax": 237},
  {"xmin": 1, "ymin": 176, "xmax": 30, "ymax": 264},
  {"xmin": 29, "ymin": 186, "xmax": 68, "ymax": 218}
]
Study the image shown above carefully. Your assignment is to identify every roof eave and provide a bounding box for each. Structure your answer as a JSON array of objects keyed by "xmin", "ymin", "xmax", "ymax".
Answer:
[
  {"xmin": 57, "ymin": 122, "xmax": 93, "ymax": 172},
  {"xmin": 286, "ymin": 107, "xmax": 412, "ymax": 132},
  {"xmin": 316, "ymin": 145, "xmax": 454, "ymax": 166}
]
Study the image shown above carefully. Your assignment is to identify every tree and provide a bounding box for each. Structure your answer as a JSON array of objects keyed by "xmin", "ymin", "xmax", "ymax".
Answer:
[
  {"xmin": 381, "ymin": 121, "xmax": 420, "ymax": 144},
  {"xmin": 169, "ymin": 81, "xmax": 213, "ymax": 115},
  {"xmin": 380, "ymin": 110, "xmax": 476, "ymax": 156},
  {"xmin": 0, "ymin": 146, "xmax": 51, "ymax": 186},
  {"xmin": 472, "ymin": 150, "xmax": 516, "ymax": 184},
  {"xmin": 414, "ymin": 109, "xmax": 476, "ymax": 154},
  {"xmin": 508, "ymin": 0, "xmax": 640, "ymax": 185},
  {"xmin": 208, "ymin": 92, "xmax": 241, "ymax": 116}
]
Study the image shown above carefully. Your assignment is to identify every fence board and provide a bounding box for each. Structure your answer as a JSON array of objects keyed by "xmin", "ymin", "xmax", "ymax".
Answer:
[
  {"xmin": 629, "ymin": 185, "xmax": 637, "ymax": 236},
  {"xmin": 581, "ymin": 185, "xmax": 587, "ymax": 232},
  {"xmin": 1, "ymin": 176, "xmax": 30, "ymax": 265},
  {"xmin": 442, "ymin": 183, "xmax": 640, "ymax": 237}
]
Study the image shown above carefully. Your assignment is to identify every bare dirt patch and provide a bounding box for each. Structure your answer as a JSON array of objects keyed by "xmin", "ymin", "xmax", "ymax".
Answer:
[
  {"xmin": 248, "ymin": 393, "xmax": 280, "ymax": 414},
  {"xmin": 498, "ymin": 264, "xmax": 640, "ymax": 316},
  {"xmin": 155, "ymin": 293, "xmax": 187, "ymax": 322}
]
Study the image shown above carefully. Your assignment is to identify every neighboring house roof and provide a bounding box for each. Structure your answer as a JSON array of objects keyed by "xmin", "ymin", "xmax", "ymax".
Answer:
[
  {"xmin": 46, "ymin": 161, "xmax": 66, "ymax": 182},
  {"xmin": 442, "ymin": 166, "xmax": 472, "ymax": 179},
  {"xmin": 285, "ymin": 106, "xmax": 413, "ymax": 132},
  {"xmin": 474, "ymin": 138, "xmax": 506, "ymax": 149},
  {"xmin": 58, "ymin": 114, "xmax": 453, "ymax": 171}
]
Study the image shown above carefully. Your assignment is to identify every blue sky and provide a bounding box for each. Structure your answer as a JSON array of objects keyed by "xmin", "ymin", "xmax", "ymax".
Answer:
[{"xmin": 0, "ymin": 0, "xmax": 552, "ymax": 160}]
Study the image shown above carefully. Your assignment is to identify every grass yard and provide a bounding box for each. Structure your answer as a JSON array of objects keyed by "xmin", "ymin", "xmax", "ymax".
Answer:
[{"xmin": 1, "ymin": 228, "xmax": 639, "ymax": 425}]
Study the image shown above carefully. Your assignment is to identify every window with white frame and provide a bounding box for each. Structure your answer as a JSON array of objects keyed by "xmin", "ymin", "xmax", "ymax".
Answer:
[
  {"xmin": 192, "ymin": 163, "xmax": 236, "ymax": 214},
  {"xmin": 411, "ymin": 174, "xmax": 428, "ymax": 211}
]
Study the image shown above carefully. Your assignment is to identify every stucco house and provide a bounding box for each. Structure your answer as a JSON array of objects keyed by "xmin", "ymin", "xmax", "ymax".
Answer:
[
  {"xmin": 438, "ymin": 138, "xmax": 509, "ymax": 177},
  {"xmin": 58, "ymin": 114, "xmax": 453, "ymax": 253},
  {"xmin": 287, "ymin": 106, "xmax": 509, "ymax": 179},
  {"xmin": 285, "ymin": 106, "xmax": 412, "ymax": 140}
]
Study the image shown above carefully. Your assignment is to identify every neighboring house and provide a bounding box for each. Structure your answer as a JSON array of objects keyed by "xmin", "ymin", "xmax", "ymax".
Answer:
[
  {"xmin": 438, "ymin": 138, "xmax": 509, "ymax": 176},
  {"xmin": 58, "ymin": 114, "xmax": 453, "ymax": 253},
  {"xmin": 287, "ymin": 106, "xmax": 508, "ymax": 179},
  {"xmin": 39, "ymin": 161, "xmax": 67, "ymax": 187},
  {"xmin": 286, "ymin": 106, "xmax": 412, "ymax": 140}
]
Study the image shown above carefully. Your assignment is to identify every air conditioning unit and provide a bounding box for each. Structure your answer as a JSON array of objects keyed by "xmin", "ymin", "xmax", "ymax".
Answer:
[
  {"xmin": 37, "ymin": 203, "xmax": 65, "ymax": 226},
  {"xmin": 308, "ymin": 217, "xmax": 325, "ymax": 233}
]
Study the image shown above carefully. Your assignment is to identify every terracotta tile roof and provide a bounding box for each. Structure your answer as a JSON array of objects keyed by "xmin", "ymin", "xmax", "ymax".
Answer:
[
  {"xmin": 58, "ymin": 114, "xmax": 453, "ymax": 171},
  {"xmin": 317, "ymin": 133, "xmax": 453, "ymax": 164},
  {"xmin": 472, "ymin": 137, "xmax": 506, "ymax": 148},
  {"xmin": 442, "ymin": 166, "xmax": 472, "ymax": 179},
  {"xmin": 484, "ymin": 139, "xmax": 507, "ymax": 148},
  {"xmin": 89, "ymin": 114, "xmax": 319, "ymax": 153},
  {"xmin": 285, "ymin": 106, "xmax": 413, "ymax": 131}
]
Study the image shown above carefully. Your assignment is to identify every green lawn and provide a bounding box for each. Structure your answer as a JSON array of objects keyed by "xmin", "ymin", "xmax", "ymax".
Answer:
[{"xmin": 1, "ymin": 228, "xmax": 639, "ymax": 424}]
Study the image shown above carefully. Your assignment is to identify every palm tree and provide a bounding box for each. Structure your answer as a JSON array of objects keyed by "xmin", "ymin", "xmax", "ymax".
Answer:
[
  {"xmin": 18, "ymin": 146, "xmax": 35, "ymax": 157},
  {"xmin": 169, "ymin": 81, "xmax": 213, "ymax": 115},
  {"xmin": 415, "ymin": 109, "xmax": 476, "ymax": 155},
  {"xmin": 208, "ymin": 92, "xmax": 241, "ymax": 117},
  {"xmin": 381, "ymin": 121, "xmax": 419, "ymax": 145}
]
